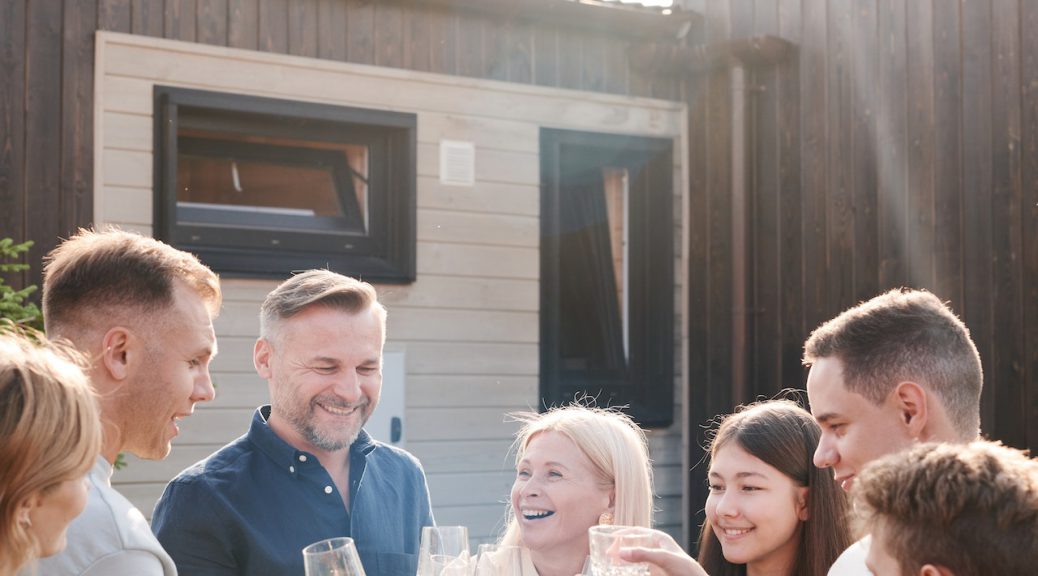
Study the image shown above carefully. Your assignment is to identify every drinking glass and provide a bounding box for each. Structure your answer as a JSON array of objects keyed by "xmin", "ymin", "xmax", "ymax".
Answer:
[
  {"xmin": 302, "ymin": 537, "xmax": 366, "ymax": 576},
  {"xmin": 472, "ymin": 544, "xmax": 528, "ymax": 576},
  {"xmin": 587, "ymin": 525, "xmax": 653, "ymax": 576},
  {"xmin": 417, "ymin": 526, "xmax": 471, "ymax": 576}
]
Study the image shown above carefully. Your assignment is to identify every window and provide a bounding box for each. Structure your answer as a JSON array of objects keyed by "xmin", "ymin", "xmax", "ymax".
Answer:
[
  {"xmin": 540, "ymin": 129, "xmax": 674, "ymax": 427},
  {"xmin": 154, "ymin": 86, "xmax": 416, "ymax": 282}
]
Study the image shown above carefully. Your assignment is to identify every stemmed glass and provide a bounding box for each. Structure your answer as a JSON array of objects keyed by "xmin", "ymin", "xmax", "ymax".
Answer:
[
  {"xmin": 472, "ymin": 544, "xmax": 528, "ymax": 575},
  {"xmin": 587, "ymin": 525, "xmax": 653, "ymax": 576},
  {"xmin": 416, "ymin": 526, "xmax": 471, "ymax": 576},
  {"xmin": 302, "ymin": 537, "xmax": 367, "ymax": 576}
]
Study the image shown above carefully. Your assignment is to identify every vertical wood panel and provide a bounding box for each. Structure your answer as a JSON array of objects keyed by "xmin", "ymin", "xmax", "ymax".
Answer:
[
  {"xmin": 99, "ymin": 0, "xmax": 131, "ymax": 31},
  {"xmin": 132, "ymin": 0, "xmax": 164, "ymax": 37},
  {"xmin": 800, "ymin": 0, "xmax": 827, "ymax": 331},
  {"xmin": 426, "ymin": 8, "xmax": 455, "ymax": 75},
  {"xmin": 532, "ymin": 25, "xmax": 557, "ymax": 87},
  {"xmin": 960, "ymin": 0, "xmax": 995, "ymax": 433},
  {"xmin": 228, "ymin": 0, "xmax": 258, "ymax": 50},
  {"xmin": 482, "ymin": 17, "xmax": 507, "ymax": 81},
  {"xmin": 24, "ymin": 0, "xmax": 62, "ymax": 280},
  {"xmin": 705, "ymin": 0, "xmax": 734, "ymax": 409},
  {"xmin": 402, "ymin": 5, "xmax": 430, "ymax": 71},
  {"xmin": 851, "ymin": 0, "xmax": 879, "ymax": 302},
  {"xmin": 61, "ymin": 0, "xmax": 97, "ymax": 243},
  {"xmin": 580, "ymin": 35, "xmax": 605, "ymax": 92},
  {"xmin": 750, "ymin": 4, "xmax": 780, "ymax": 395},
  {"xmin": 557, "ymin": 29, "xmax": 581, "ymax": 90},
  {"xmin": 345, "ymin": 0, "xmax": 373, "ymax": 64},
  {"xmin": 373, "ymin": 1, "xmax": 402, "ymax": 68},
  {"xmin": 601, "ymin": 36, "xmax": 626, "ymax": 95},
  {"xmin": 506, "ymin": 21, "xmax": 533, "ymax": 85},
  {"xmin": 906, "ymin": 0, "xmax": 936, "ymax": 291},
  {"xmin": 932, "ymin": 0, "xmax": 963, "ymax": 305},
  {"xmin": 1022, "ymin": 0, "xmax": 1038, "ymax": 452},
  {"xmin": 455, "ymin": 12, "xmax": 482, "ymax": 78},
  {"xmin": 989, "ymin": 0, "xmax": 1025, "ymax": 448},
  {"xmin": 0, "ymin": 0, "xmax": 26, "ymax": 278},
  {"xmin": 826, "ymin": 0, "xmax": 854, "ymax": 313},
  {"xmin": 287, "ymin": 0, "xmax": 317, "ymax": 57},
  {"xmin": 777, "ymin": 0, "xmax": 804, "ymax": 394},
  {"xmin": 258, "ymin": 0, "xmax": 287, "ymax": 53},
  {"xmin": 166, "ymin": 0, "xmax": 198, "ymax": 42},
  {"xmin": 197, "ymin": 0, "xmax": 228, "ymax": 46},
  {"xmin": 876, "ymin": 0, "xmax": 908, "ymax": 290},
  {"xmin": 316, "ymin": 0, "xmax": 346, "ymax": 61},
  {"xmin": 684, "ymin": 14, "xmax": 711, "ymax": 552}
]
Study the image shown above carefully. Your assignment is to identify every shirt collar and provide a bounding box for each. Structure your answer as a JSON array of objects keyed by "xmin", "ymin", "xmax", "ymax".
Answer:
[{"xmin": 248, "ymin": 405, "xmax": 376, "ymax": 469}]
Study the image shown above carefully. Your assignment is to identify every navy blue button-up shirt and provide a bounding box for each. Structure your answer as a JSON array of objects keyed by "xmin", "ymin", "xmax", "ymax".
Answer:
[{"xmin": 152, "ymin": 406, "xmax": 435, "ymax": 576}]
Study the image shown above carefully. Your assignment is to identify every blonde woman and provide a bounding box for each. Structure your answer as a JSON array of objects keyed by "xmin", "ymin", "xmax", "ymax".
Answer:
[
  {"xmin": 0, "ymin": 333, "xmax": 101, "ymax": 576},
  {"xmin": 499, "ymin": 405, "xmax": 655, "ymax": 576}
]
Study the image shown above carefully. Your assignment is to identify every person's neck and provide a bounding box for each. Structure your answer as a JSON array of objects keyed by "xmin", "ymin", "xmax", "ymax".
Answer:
[
  {"xmin": 746, "ymin": 532, "xmax": 799, "ymax": 576},
  {"xmin": 98, "ymin": 403, "xmax": 123, "ymax": 465},
  {"xmin": 529, "ymin": 545, "xmax": 587, "ymax": 576}
]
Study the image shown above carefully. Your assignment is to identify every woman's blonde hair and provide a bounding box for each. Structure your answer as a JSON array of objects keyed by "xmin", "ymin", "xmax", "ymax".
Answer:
[
  {"xmin": 0, "ymin": 332, "xmax": 101, "ymax": 574},
  {"xmin": 500, "ymin": 404, "xmax": 655, "ymax": 546}
]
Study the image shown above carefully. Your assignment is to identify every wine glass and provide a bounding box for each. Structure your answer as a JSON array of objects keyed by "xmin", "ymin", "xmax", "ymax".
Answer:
[
  {"xmin": 587, "ymin": 525, "xmax": 653, "ymax": 576},
  {"xmin": 417, "ymin": 526, "xmax": 471, "ymax": 576},
  {"xmin": 472, "ymin": 544, "xmax": 528, "ymax": 575},
  {"xmin": 302, "ymin": 537, "xmax": 366, "ymax": 576}
]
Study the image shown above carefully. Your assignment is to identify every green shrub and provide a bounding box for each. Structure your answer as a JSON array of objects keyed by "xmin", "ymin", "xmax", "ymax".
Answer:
[{"xmin": 0, "ymin": 238, "xmax": 43, "ymax": 332}]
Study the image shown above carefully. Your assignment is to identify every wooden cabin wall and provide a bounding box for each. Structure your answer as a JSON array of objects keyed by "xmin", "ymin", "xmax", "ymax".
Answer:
[
  {"xmin": 685, "ymin": 0, "xmax": 1038, "ymax": 547},
  {"xmin": 0, "ymin": 0, "xmax": 681, "ymax": 290}
]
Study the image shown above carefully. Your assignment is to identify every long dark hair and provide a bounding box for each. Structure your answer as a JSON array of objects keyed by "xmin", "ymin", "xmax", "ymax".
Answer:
[{"xmin": 697, "ymin": 400, "xmax": 851, "ymax": 576}]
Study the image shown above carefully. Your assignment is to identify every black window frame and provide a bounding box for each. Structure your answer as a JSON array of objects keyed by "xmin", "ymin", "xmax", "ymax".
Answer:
[
  {"xmin": 154, "ymin": 86, "xmax": 416, "ymax": 282},
  {"xmin": 540, "ymin": 128, "xmax": 675, "ymax": 428}
]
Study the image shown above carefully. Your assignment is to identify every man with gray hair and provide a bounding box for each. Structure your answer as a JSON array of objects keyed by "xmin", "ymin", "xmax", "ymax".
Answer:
[{"xmin": 153, "ymin": 270, "xmax": 434, "ymax": 576}]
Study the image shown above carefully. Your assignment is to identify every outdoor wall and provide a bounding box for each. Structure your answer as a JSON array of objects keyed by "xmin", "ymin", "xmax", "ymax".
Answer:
[
  {"xmin": 94, "ymin": 32, "xmax": 688, "ymax": 543},
  {"xmin": 683, "ymin": 0, "xmax": 1038, "ymax": 545}
]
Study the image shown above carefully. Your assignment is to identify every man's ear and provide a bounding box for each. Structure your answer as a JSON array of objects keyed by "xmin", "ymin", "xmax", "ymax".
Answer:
[
  {"xmin": 893, "ymin": 381, "xmax": 928, "ymax": 438},
  {"xmin": 919, "ymin": 564, "xmax": 955, "ymax": 576},
  {"xmin": 254, "ymin": 338, "xmax": 273, "ymax": 379},
  {"xmin": 100, "ymin": 327, "xmax": 133, "ymax": 381}
]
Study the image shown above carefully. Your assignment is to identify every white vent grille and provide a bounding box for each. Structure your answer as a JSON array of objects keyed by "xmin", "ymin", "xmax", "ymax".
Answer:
[{"xmin": 439, "ymin": 140, "xmax": 475, "ymax": 186}]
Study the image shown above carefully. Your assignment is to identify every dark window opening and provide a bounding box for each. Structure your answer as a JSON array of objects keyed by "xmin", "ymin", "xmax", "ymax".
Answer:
[
  {"xmin": 154, "ymin": 86, "xmax": 416, "ymax": 282},
  {"xmin": 541, "ymin": 129, "xmax": 674, "ymax": 428}
]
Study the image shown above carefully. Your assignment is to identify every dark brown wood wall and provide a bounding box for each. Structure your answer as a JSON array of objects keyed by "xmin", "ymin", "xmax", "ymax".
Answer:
[
  {"xmin": 0, "ymin": 0, "xmax": 680, "ymax": 290},
  {"xmin": 686, "ymin": 0, "xmax": 1038, "ymax": 545}
]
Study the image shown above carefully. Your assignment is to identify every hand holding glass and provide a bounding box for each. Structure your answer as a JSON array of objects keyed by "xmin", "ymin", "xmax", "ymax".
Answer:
[
  {"xmin": 588, "ymin": 525, "xmax": 653, "ymax": 576},
  {"xmin": 302, "ymin": 537, "xmax": 366, "ymax": 576}
]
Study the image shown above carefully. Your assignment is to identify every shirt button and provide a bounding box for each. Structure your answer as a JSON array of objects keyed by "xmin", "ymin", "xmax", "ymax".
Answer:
[
  {"xmin": 289, "ymin": 466, "xmax": 295, "ymax": 473},
  {"xmin": 298, "ymin": 455, "xmax": 308, "ymax": 462},
  {"xmin": 324, "ymin": 486, "xmax": 333, "ymax": 494}
]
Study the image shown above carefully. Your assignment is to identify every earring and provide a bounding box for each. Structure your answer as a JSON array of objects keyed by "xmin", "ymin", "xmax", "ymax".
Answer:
[
  {"xmin": 598, "ymin": 511, "xmax": 614, "ymax": 525},
  {"xmin": 18, "ymin": 514, "xmax": 31, "ymax": 529}
]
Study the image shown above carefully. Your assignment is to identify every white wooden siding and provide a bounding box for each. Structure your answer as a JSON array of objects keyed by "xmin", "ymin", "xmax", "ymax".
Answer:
[{"xmin": 95, "ymin": 31, "xmax": 689, "ymax": 544}]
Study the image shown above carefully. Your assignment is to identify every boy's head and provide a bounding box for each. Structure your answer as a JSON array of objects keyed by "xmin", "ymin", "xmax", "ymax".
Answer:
[{"xmin": 852, "ymin": 441, "xmax": 1038, "ymax": 576}]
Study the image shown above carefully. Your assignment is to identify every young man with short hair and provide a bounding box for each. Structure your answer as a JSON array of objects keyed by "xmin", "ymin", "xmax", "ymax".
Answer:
[
  {"xmin": 853, "ymin": 440, "xmax": 1038, "ymax": 576},
  {"xmin": 28, "ymin": 229, "xmax": 221, "ymax": 576},
  {"xmin": 803, "ymin": 288, "xmax": 983, "ymax": 575}
]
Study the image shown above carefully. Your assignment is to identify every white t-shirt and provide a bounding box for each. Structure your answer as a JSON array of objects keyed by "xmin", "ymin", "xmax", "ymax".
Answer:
[
  {"xmin": 828, "ymin": 536, "xmax": 874, "ymax": 576},
  {"xmin": 21, "ymin": 456, "xmax": 176, "ymax": 576}
]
